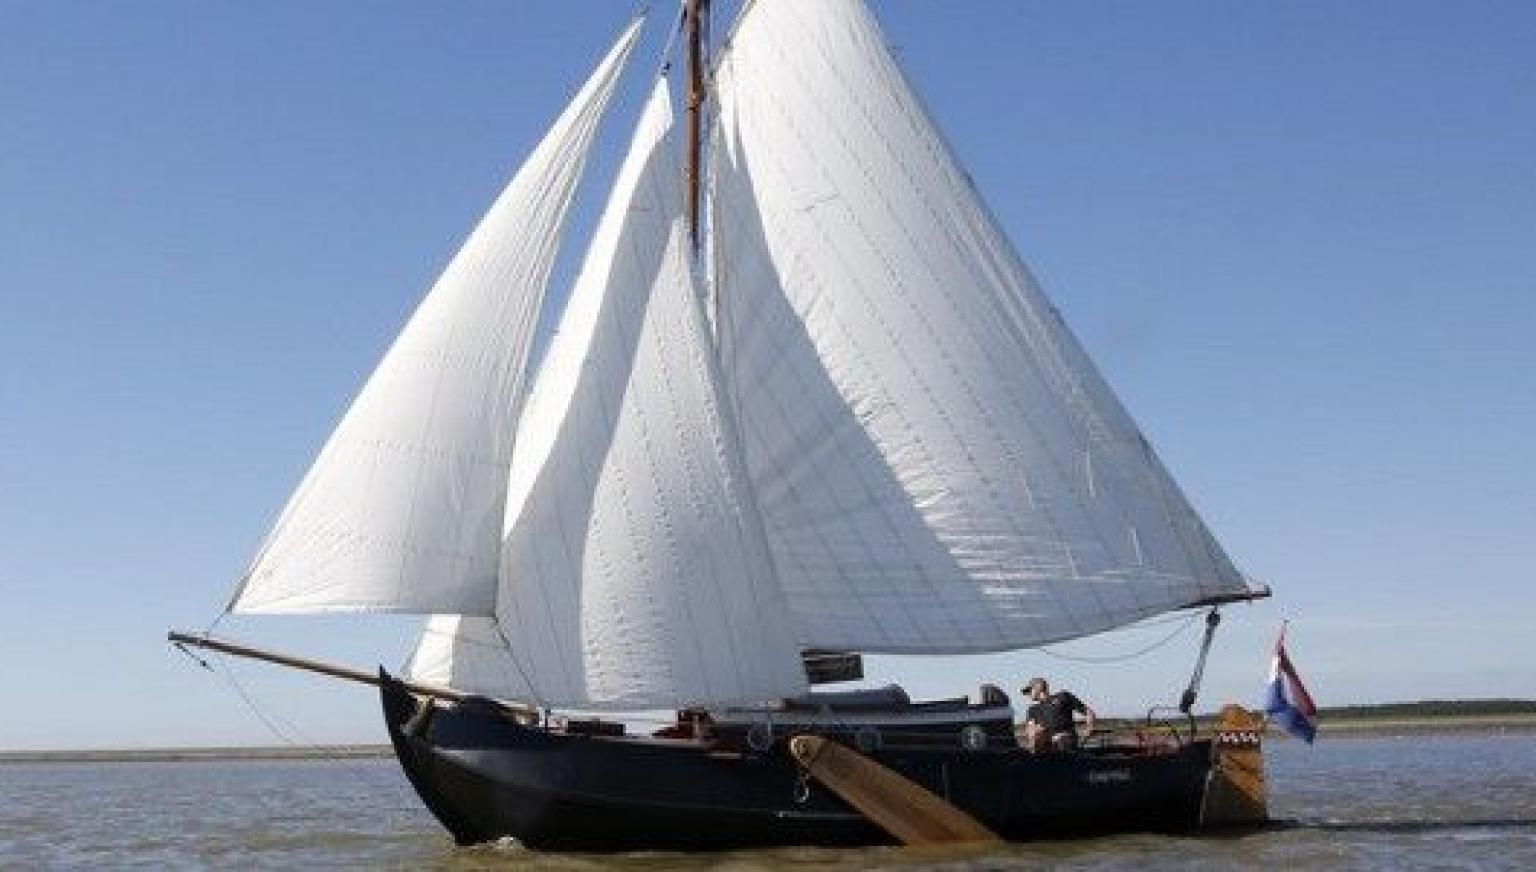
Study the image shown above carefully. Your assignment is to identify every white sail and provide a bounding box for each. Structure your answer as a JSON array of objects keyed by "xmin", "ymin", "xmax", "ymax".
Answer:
[
  {"xmin": 230, "ymin": 21, "xmax": 643, "ymax": 615},
  {"xmin": 710, "ymin": 0, "xmax": 1249, "ymax": 653},
  {"xmin": 403, "ymin": 615, "xmax": 530, "ymax": 698},
  {"xmin": 478, "ymin": 79, "xmax": 806, "ymax": 709}
]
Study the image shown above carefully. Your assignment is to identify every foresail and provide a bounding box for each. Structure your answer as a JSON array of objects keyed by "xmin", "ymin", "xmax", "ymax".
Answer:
[
  {"xmin": 488, "ymin": 79, "xmax": 806, "ymax": 709},
  {"xmin": 230, "ymin": 20, "xmax": 643, "ymax": 614},
  {"xmin": 404, "ymin": 615, "xmax": 530, "ymax": 698},
  {"xmin": 711, "ymin": 0, "xmax": 1249, "ymax": 652}
]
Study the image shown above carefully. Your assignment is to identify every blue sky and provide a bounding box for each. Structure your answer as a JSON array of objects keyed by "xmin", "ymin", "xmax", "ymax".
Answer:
[{"xmin": 2, "ymin": 1, "xmax": 1533, "ymax": 750}]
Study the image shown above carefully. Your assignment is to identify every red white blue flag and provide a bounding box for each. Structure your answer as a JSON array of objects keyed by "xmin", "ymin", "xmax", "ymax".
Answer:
[{"xmin": 1264, "ymin": 628, "xmax": 1317, "ymax": 743}]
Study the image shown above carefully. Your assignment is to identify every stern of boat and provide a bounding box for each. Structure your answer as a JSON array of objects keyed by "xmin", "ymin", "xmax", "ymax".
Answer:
[{"xmin": 1198, "ymin": 704, "xmax": 1270, "ymax": 828}]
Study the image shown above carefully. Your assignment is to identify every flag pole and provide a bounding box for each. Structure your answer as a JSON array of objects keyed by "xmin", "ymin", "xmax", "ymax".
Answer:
[{"xmin": 1262, "ymin": 620, "xmax": 1287, "ymax": 732}]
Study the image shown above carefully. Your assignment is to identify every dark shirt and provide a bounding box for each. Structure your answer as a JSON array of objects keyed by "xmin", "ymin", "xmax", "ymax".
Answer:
[{"xmin": 1027, "ymin": 691, "xmax": 1086, "ymax": 734}]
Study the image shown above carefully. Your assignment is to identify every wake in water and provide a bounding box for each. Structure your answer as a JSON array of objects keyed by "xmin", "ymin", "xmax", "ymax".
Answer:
[{"xmin": 1284, "ymin": 817, "xmax": 1536, "ymax": 835}]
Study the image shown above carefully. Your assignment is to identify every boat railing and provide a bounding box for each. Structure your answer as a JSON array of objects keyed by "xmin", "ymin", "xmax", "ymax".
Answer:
[{"xmin": 1140, "ymin": 706, "xmax": 1199, "ymax": 749}]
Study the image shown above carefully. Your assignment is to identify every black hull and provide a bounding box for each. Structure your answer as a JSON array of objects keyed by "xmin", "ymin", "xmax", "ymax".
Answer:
[{"xmin": 381, "ymin": 671, "xmax": 1216, "ymax": 852}]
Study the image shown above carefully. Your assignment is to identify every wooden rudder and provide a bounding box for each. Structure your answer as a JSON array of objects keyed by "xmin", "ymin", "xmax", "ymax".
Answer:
[{"xmin": 1199, "ymin": 703, "xmax": 1269, "ymax": 826}]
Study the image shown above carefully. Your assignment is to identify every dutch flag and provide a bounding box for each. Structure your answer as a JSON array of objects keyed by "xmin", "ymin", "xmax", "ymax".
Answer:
[{"xmin": 1264, "ymin": 627, "xmax": 1318, "ymax": 743}]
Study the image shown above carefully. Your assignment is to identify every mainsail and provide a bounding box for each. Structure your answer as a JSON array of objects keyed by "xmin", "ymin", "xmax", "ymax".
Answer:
[
  {"xmin": 708, "ymin": 0, "xmax": 1249, "ymax": 652},
  {"xmin": 230, "ymin": 21, "xmax": 643, "ymax": 615}
]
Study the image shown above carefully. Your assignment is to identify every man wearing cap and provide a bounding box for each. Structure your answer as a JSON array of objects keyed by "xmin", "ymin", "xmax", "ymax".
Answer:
[{"xmin": 1020, "ymin": 677, "xmax": 1096, "ymax": 752}]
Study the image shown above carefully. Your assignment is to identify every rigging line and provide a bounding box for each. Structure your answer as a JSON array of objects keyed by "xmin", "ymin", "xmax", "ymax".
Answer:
[
  {"xmin": 209, "ymin": 652, "xmax": 307, "ymax": 749},
  {"xmin": 655, "ymin": 1, "xmax": 687, "ymax": 78},
  {"xmin": 1120, "ymin": 609, "xmax": 1206, "ymax": 630},
  {"xmin": 206, "ymin": 653, "xmax": 394, "ymax": 792},
  {"xmin": 490, "ymin": 616, "xmax": 547, "ymax": 710},
  {"xmin": 212, "ymin": 652, "xmax": 389, "ymax": 764},
  {"xmin": 1037, "ymin": 612, "xmax": 1200, "ymax": 664},
  {"xmin": 173, "ymin": 641, "xmax": 214, "ymax": 673}
]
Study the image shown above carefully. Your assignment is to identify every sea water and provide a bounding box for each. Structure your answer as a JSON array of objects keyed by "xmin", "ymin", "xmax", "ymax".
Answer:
[{"xmin": 2, "ymin": 734, "xmax": 1533, "ymax": 869}]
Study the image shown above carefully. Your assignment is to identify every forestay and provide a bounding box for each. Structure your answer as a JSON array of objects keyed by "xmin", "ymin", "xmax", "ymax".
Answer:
[
  {"xmin": 476, "ymin": 79, "xmax": 806, "ymax": 709},
  {"xmin": 230, "ymin": 21, "xmax": 643, "ymax": 615},
  {"xmin": 710, "ymin": 0, "xmax": 1249, "ymax": 653}
]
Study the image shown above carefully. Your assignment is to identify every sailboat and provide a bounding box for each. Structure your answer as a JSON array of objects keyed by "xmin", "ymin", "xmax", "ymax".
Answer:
[{"xmin": 172, "ymin": 0, "xmax": 1273, "ymax": 851}]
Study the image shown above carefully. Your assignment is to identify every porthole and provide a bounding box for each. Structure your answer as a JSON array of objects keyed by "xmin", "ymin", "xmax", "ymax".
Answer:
[
  {"xmin": 960, "ymin": 724, "xmax": 987, "ymax": 751},
  {"xmin": 746, "ymin": 722, "xmax": 774, "ymax": 752},
  {"xmin": 854, "ymin": 726, "xmax": 881, "ymax": 753}
]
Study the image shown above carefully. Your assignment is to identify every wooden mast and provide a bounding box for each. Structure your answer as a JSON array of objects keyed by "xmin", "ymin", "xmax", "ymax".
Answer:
[{"xmin": 684, "ymin": 0, "xmax": 709, "ymax": 249}]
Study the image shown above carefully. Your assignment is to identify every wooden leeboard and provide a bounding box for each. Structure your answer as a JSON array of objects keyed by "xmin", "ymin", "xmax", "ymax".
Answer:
[{"xmin": 789, "ymin": 735, "xmax": 1001, "ymax": 846}]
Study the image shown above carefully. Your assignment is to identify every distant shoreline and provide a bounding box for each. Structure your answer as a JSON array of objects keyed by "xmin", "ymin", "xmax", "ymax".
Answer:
[
  {"xmin": 0, "ymin": 745, "xmax": 394, "ymax": 764},
  {"xmin": 6, "ymin": 713, "xmax": 1535, "ymax": 763},
  {"xmin": 1313, "ymin": 713, "xmax": 1536, "ymax": 737}
]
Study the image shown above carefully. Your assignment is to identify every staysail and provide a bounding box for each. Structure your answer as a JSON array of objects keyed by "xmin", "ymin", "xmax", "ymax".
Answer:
[
  {"xmin": 402, "ymin": 615, "xmax": 527, "ymax": 698},
  {"xmin": 230, "ymin": 21, "xmax": 643, "ymax": 615},
  {"xmin": 420, "ymin": 79, "xmax": 807, "ymax": 709},
  {"xmin": 710, "ymin": 0, "xmax": 1250, "ymax": 653}
]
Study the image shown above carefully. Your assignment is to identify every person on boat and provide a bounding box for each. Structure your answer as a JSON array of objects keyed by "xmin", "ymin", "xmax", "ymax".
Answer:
[{"xmin": 1021, "ymin": 677, "xmax": 1096, "ymax": 752}]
